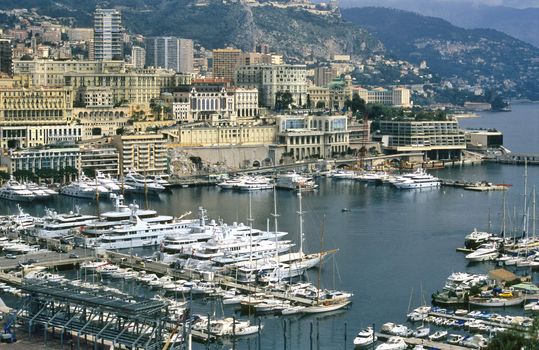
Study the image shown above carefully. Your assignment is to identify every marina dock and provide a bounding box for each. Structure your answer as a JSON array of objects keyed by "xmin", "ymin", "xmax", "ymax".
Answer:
[{"xmin": 376, "ymin": 333, "xmax": 469, "ymax": 350}]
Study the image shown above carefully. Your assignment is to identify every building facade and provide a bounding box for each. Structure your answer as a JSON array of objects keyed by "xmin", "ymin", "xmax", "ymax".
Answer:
[
  {"xmin": 354, "ymin": 87, "xmax": 411, "ymax": 107},
  {"xmin": 169, "ymin": 124, "xmax": 276, "ymax": 147},
  {"xmin": 236, "ymin": 64, "xmax": 308, "ymax": 109},
  {"xmin": 276, "ymin": 114, "xmax": 349, "ymax": 160},
  {"xmin": 0, "ymin": 39, "xmax": 12, "ymax": 75},
  {"xmin": 131, "ymin": 46, "xmax": 146, "ymax": 69},
  {"xmin": 93, "ymin": 9, "xmax": 122, "ymax": 61},
  {"xmin": 212, "ymin": 48, "xmax": 242, "ymax": 81},
  {"xmin": 112, "ymin": 134, "xmax": 168, "ymax": 175},
  {"xmin": 2, "ymin": 146, "xmax": 81, "ymax": 174},
  {"xmin": 376, "ymin": 120, "xmax": 466, "ymax": 159},
  {"xmin": 0, "ymin": 86, "xmax": 73, "ymax": 125},
  {"xmin": 0, "ymin": 124, "xmax": 83, "ymax": 149},
  {"xmin": 145, "ymin": 37, "xmax": 194, "ymax": 73},
  {"xmin": 80, "ymin": 144, "xmax": 119, "ymax": 175}
]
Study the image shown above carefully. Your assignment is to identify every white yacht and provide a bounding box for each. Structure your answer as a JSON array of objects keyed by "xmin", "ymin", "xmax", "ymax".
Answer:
[
  {"xmin": 235, "ymin": 176, "xmax": 273, "ymax": 191},
  {"xmin": 465, "ymin": 229, "xmax": 496, "ymax": 249},
  {"xmin": 275, "ymin": 172, "xmax": 318, "ymax": 191},
  {"xmin": 34, "ymin": 207, "xmax": 97, "ymax": 239},
  {"xmin": 393, "ymin": 169, "xmax": 440, "ymax": 189},
  {"xmin": 353, "ymin": 327, "xmax": 377, "ymax": 347},
  {"xmin": 124, "ymin": 171, "xmax": 166, "ymax": 193},
  {"xmin": 74, "ymin": 196, "xmax": 180, "ymax": 247},
  {"xmin": 356, "ymin": 171, "xmax": 389, "ymax": 183},
  {"xmin": 25, "ymin": 182, "xmax": 57, "ymax": 199},
  {"xmin": 217, "ymin": 176, "xmax": 249, "ymax": 190},
  {"xmin": 465, "ymin": 243, "xmax": 499, "ymax": 262},
  {"xmin": 332, "ymin": 170, "xmax": 358, "ymax": 180},
  {"xmin": 95, "ymin": 216, "xmax": 196, "ymax": 250},
  {"xmin": 0, "ymin": 179, "xmax": 37, "ymax": 202},
  {"xmin": 60, "ymin": 178, "xmax": 110, "ymax": 199},
  {"xmin": 375, "ymin": 337, "xmax": 407, "ymax": 350},
  {"xmin": 95, "ymin": 171, "xmax": 121, "ymax": 192}
]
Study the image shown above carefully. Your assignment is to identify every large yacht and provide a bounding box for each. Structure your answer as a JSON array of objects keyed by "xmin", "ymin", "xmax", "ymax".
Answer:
[
  {"xmin": 465, "ymin": 243, "xmax": 500, "ymax": 262},
  {"xmin": 34, "ymin": 207, "xmax": 97, "ymax": 239},
  {"xmin": 124, "ymin": 171, "xmax": 166, "ymax": 193},
  {"xmin": 0, "ymin": 179, "xmax": 37, "ymax": 202},
  {"xmin": 275, "ymin": 172, "xmax": 318, "ymax": 191},
  {"xmin": 95, "ymin": 216, "xmax": 196, "ymax": 250},
  {"xmin": 74, "ymin": 195, "xmax": 180, "ymax": 247},
  {"xmin": 184, "ymin": 237, "xmax": 294, "ymax": 261},
  {"xmin": 234, "ymin": 176, "xmax": 274, "ymax": 191},
  {"xmin": 60, "ymin": 178, "xmax": 110, "ymax": 199},
  {"xmin": 392, "ymin": 169, "xmax": 441, "ymax": 189}
]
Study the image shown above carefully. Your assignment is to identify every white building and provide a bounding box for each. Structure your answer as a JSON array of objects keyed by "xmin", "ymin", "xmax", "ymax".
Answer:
[
  {"xmin": 93, "ymin": 9, "xmax": 122, "ymax": 61},
  {"xmin": 236, "ymin": 64, "xmax": 307, "ymax": 109},
  {"xmin": 131, "ymin": 46, "xmax": 146, "ymax": 69}
]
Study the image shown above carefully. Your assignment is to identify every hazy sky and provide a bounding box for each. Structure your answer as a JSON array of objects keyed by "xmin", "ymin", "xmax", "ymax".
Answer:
[{"xmin": 342, "ymin": 0, "xmax": 539, "ymax": 8}]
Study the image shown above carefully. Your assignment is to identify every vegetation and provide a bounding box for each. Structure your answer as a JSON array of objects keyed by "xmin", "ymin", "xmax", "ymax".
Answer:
[
  {"xmin": 343, "ymin": 7, "xmax": 539, "ymax": 101},
  {"xmin": 487, "ymin": 317, "xmax": 539, "ymax": 350},
  {"xmin": 275, "ymin": 91, "xmax": 294, "ymax": 111},
  {"xmin": 12, "ymin": 166, "xmax": 78, "ymax": 183},
  {"xmin": 344, "ymin": 93, "xmax": 366, "ymax": 115}
]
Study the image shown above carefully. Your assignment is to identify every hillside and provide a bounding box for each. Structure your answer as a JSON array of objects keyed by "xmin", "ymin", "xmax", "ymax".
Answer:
[
  {"xmin": 338, "ymin": 0, "xmax": 539, "ymax": 48},
  {"xmin": 342, "ymin": 7, "xmax": 539, "ymax": 100},
  {"xmin": 0, "ymin": 0, "xmax": 382, "ymax": 61}
]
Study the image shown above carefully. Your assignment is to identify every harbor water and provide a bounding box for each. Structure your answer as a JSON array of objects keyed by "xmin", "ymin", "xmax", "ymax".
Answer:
[{"xmin": 1, "ymin": 104, "xmax": 539, "ymax": 349}]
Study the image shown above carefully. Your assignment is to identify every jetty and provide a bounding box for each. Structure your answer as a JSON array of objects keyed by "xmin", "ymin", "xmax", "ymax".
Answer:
[{"xmin": 376, "ymin": 333, "xmax": 469, "ymax": 350}]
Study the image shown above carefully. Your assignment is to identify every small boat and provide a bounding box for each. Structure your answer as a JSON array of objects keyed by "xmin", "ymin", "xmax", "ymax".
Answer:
[
  {"xmin": 428, "ymin": 330, "xmax": 448, "ymax": 341},
  {"xmin": 353, "ymin": 327, "xmax": 376, "ymax": 347},
  {"xmin": 412, "ymin": 326, "xmax": 430, "ymax": 338},
  {"xmin": 447, "ymin": 334, "xmax": 465, "ymax": 345},
  {"xmin": 281, "ymin": 305, "xmax": 306, "ymax": 315},
  {"xmin": 374, "ymin": 336, "xmax": 407, "ymax": 350}
]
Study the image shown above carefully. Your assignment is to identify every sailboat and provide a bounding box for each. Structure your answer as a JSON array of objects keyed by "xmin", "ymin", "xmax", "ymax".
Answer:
[{"xmin": 302, "ymin": 214, "xmax": 353, "ymax": 314}]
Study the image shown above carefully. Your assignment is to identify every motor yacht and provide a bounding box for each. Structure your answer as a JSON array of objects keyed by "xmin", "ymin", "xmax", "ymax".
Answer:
[
  {"xmin": 374, "ymin": 336, "xmax": 407, "ymax": 350},
  {"xmin": 275, "ymin": 172, "xmax": 317, "ymax": 191},
  {"xmin": 465, "ymin": 229, "xmax": 496, "ymax": 249},
  {"xmin": 0, "ymin": 179, "xmax": 37, "ymax": 202},
  {"xmin": 465, "ymin": 243, "xmax": 499, "ymax": 262},
  {"xmin": 353, "ymin": 327, "xmax": 377, "ymax": 347},
  {"xmin": 124, "ymin": 171, "xmax": 166, "ymax": 193}
]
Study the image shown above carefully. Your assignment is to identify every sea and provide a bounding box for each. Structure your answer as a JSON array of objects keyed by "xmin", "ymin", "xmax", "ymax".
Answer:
[{"xmin": 1, "ymin": 103, "xmax": 539, "ymax": 349}]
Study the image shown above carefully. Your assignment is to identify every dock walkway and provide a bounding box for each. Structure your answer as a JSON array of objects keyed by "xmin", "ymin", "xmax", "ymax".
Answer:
[{"xmin": 376, "ymin": 333, "xmax": 469, "ymax": 350}]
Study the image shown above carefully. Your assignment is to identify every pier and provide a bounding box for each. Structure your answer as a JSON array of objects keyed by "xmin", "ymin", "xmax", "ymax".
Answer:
[
  {"xmin": 376, "ymin": 333, "xmax": 469, "ymax": 350},
  {"xmin": 105, "ymin": 251, "xmax": 318, "ymax": 307},
  {"xmin": 493, "ymin": 153, "xmax": 539, "ymax": 165}
]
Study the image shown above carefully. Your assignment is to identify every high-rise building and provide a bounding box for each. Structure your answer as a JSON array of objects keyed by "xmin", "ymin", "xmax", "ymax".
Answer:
[
  {"xmin": 131, "ymin": 46, "xmax": 146, "ymax": 68},
  {"xmin": 212, "ymin": 48, "xmax": 242, "ymax": 81},
  {"xmin": 145, "ymin": 37, "xmax": 193, "ymax": 73},
  {"xmin": 0, "ymin": 39, "xmax": 13, "ymax": 75},
  {"xmin": 93, "ymin": 8, "xmax": 122, "ymax": 61}
]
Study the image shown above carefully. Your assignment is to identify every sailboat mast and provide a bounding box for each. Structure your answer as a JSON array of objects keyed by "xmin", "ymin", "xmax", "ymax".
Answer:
[
  {"xmin": 248, "ymin": 192, "xmax": 254, "ymax": 264},
  {"xmin": 271, "ymin": 187, "xmax": 279, "ymax": 261},
  {"xmin": 502, "ymin": 190, "xmax": 506, "ymax": 240},
  {"xmin": 298, "ymin": 190, "xmax": 304, "ymax": 257},
  {"xmin": 533, "ymin": 186, "xmax": 536, "ymax": 240},
  {"xmin": 523, "ymin": 159, "xmax": 528, "ymax": 237},
  {"xmin": 317, "ymin": 214, "xmax": 325, "ymax": 302}
]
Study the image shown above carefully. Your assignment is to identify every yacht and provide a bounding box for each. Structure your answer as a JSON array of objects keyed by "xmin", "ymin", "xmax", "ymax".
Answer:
[
  {"xmin": 465, "ymin": 242, "xmax": 499, "ymax": 262},
  {"xmin": 34, "ymin": 207, "xmax": 97, "ymax": 239},
  {"xmin": 147, "ymin": 174, "xmax": 171, "ymax": 187},
  {"xmin": 74, "ymin": 196, "xmax": 181, "ymax": 247},
  {"xmin": 186, "ymin": 237, "xmax": 294, "ymax": 262},
  {"xmin": 95, "ymin": 171, "xmax": 121, "ymax": 192},
  {"xmin": 0, "ymin": 179, "xmax": 37, "ymax": 202},
  {"xmin": 191, "ymin": 315, "xmax": 262, "ymax": 337},
  {"xmin": 235, "ymin": 176, "xmax": 273, "ymax": 191},
  {"xmin": 353, "ymin": 327, "xmax": 377, "ymax": 347},
  {"xmin": 275, "ymin": 172, "xmax": 318, "ymax": 191},
  {"xmin": 60, "ymin": 178, "xmax": 110, "ymax": 199},
  {"xmin": 217, "ymin": 176, "xmax": 249, "ymax": 190},
  {"xmin": 332, "ymin": 170, "xmax": 358, "ymax": 180},
  {"xmin": 392, "ymin": 169, "xmax": 440, "ymax": 189},
  {"xmin": 375, "ymin": 336, "xmax": 407, "ymax": 350},
  {"xmin": 25, "ymin": 182, "xmax": 57, "ymax": 199},
  {"xmin": 124, "ymin": 171, "xmax": 166, "ymax": 193},
  {"xmin": 95, "ymin": 216, "xmax": 196, "ymax": 250},
  {"xmin": 465, "ymin": 229, "xmax": 496, "ymax": 249},
  {"xmin": 356, "ymin": 171, "xmax": 389, "ymax": 183}
]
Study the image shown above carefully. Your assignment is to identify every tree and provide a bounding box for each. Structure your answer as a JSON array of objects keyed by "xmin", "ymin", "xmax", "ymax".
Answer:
[
  {"xmin": 316, "ymin": 100, "xmax": 326, "ymax": 109},
  {"xmin": 13, "ymin": 170, "xmax": 35, "ymax": 182},
  {"xmin": 275, "ymin": 91, "xmax": 294, "ymax": 110},
  {"xmin": 83, "ymin": 168, "xmax": 96, "ymax": 178},
  {"xmin": 306, "ymin": 94, "xmax": 312, "ymax": 109},
  {"xmin": 116, "ymin": 127, "xmax": 126, "ymax": 135},
  {"xmin": 345, "ymin": 93, "xmax": 366, "ymax": 114}
]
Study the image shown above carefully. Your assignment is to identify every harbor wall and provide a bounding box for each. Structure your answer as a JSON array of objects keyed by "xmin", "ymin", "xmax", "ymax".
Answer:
[{"xmin": 169, "ymin": 145, "xmax": 286, "ymax": 170}]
